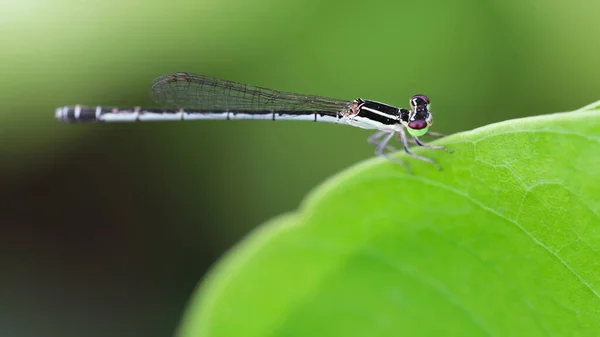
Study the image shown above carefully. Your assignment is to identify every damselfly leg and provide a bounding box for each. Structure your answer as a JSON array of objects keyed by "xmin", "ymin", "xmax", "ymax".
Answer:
[
  {"xmin": 423, "ymin": 131, "xmax": 446, "ymax": 138},
  {"xmin": 398, "ymin": 128, "xmax": 443, "ymax": 170},
  {"xmin": 411, "ymin": 136, "xmax": 453, "ymax": 153},
  {"xmin": 368, "ymin": 130, "xmax": 447, "ymax": 171},
  {"xmin": 368, "ymin": 131, "xmax": 412, "ymax": 172}
]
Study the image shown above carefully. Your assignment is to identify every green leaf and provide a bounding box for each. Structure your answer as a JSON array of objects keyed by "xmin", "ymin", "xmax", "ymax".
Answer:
[
  {"xmin": 576, "ymin": 100, "xmax": 600, "ymax": 112},
  {"xmin": 177, "ymin": 105, "xmax": 600, "ymax": 337}
]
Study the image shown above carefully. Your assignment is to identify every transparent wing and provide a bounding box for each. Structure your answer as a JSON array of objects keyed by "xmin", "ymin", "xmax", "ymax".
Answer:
[{"xmin": 150, "ymin": 72, "xmax": 350, "ymax": 113}]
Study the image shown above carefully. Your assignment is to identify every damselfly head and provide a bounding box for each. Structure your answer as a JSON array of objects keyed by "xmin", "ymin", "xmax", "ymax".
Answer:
[
  {"xmin": 406, "ymin": 94, "xmax": 432, "ymax": 137},
  {"xmin": 409, "ymin": 95, "xmax": 430, "ymax": 113}
]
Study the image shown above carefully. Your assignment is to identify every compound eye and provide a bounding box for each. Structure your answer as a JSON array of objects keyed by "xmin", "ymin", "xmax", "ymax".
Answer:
[
  {"xmin": 409, "ymin": 94, "xmax": 430, "ymax": 108},
  {"xmin": 407, "ymin": 119, "xmax": 429, "ymax": 137},
  {"xmin": 408, "ymin": 120, "xmax": 428, "ymax": 130}
]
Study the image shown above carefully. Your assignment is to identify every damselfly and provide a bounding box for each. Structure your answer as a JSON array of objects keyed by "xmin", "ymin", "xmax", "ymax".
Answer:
[{"xmin": 55, "ymin": 72, "xmax": 452, "ymax": 171}]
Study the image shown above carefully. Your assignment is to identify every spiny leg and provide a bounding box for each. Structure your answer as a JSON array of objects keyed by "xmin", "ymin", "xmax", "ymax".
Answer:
[
  {"xmin": 368, "ymin": 130, "xmax": 399, "ymax": 153},
  {"xmin": 402, "ymin": 134, "xmax": 450, "ymax": 152},
  {"xmin": 412, "ymin": 136, "xmax": 453, "ymax": 154},
  {"xmin": 398, "ymin": 128, "xmax": 442, "ymax": 171},
  {"xmin": 373, "ymin": 131, "xmax": 411, "ymax": 173},
  {"xmin": 368, "ymin": 130, "xmax": 387, "ymax": 144}
]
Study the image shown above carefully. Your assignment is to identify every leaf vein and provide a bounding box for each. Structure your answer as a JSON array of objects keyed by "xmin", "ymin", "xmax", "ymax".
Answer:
[{"xmin": 405, "ymin": 176, "xmax": 600, "ymax": 303}]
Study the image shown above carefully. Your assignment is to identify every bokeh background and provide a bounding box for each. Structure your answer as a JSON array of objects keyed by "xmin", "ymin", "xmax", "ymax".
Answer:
[{"xmin": 1, "ymin": 0, "xmax": 599, "ymax": 336}]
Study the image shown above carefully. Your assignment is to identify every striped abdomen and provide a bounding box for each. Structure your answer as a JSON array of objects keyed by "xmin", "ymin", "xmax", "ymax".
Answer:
[{"xmin": 55, "ymin": 105, "xmax": 344, "ymax": 123}]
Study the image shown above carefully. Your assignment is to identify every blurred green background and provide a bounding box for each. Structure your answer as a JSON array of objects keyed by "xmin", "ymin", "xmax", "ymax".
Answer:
[{"xmin": 1, "ymin": 0, "xmax": 599, "ymax": 336}]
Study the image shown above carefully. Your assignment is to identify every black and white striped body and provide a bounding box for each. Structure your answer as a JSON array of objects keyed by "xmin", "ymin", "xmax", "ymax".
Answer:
[
  {"xmin": 55, "ymin": 105, "xmax": 345, "ymax": 124},
  {"xmin": 349, "ymin": 99, "xmax": 408, "ymax": 132},
  {"xmin": 55, "ymin": 100, "xmax": 409, "ymax": 131}
]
